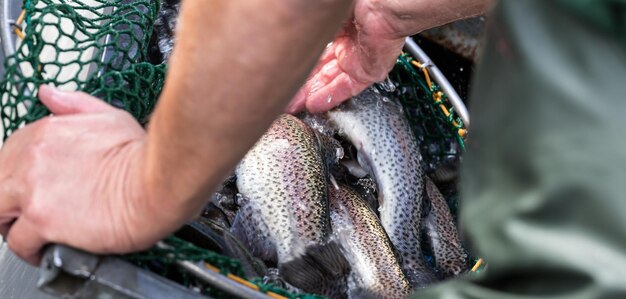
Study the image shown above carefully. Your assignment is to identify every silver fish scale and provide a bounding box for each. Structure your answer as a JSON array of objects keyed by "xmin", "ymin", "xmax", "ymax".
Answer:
[
  {"xmin": 328, "ymin": 88, "xmax": 428, "ymax": 276},
  {"xmin": 236, "ymin": 114, "xmax": 330, "ymax": 262},
  {"xmin": 329, "ymin": 186, "xmax": 412, "ymax": 299}
]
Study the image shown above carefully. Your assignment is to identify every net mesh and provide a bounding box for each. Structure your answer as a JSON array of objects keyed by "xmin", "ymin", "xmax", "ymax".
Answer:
[
  {"xmin": 0, "ymin": 1, "xmax": 468, "ymax": 298},
  {"xmin": 391, "ymin": 52, "xmax": 466, "ymax": 173},
  {"xmin": 0, "ymin": 0, "xmax": 165, "ymax": 139}
]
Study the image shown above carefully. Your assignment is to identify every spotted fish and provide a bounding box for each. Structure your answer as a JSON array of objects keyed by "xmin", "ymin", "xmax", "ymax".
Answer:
[
  {"xmin": 423, "ymin": 176, "xmax": 468, "ymax": 277},
  {"xmin": 327, "ymin": 87, "xmax": 436, "ymax": 286},
  {"xmin": 329, "ymin": 184, "xmax": 412, "ymax": 299},
  {"xmin": 233, "ymin": 114, "xmax": 348, "ymax": 294}
]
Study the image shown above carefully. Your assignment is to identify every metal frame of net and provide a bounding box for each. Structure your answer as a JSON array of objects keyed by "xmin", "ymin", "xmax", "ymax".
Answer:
[{"xmin": 0, "ymin": 0, "xmax": 473, "ymax": 297}]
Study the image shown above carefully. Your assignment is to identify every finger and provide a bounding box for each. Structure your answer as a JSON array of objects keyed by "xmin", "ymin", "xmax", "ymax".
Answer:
[
  {"xmin": 305, "ymin": 72, "xmax": 369, "ymax": 113},
  {"xmin": 286, "ymin": 88, "xmax": 307, "ymax": 114},
  {"xmin": 285, "ymin": 44, "xmax": 339, "ymax": 114},
  {"xmin": 38, "ymin": 85, "xmax": 114, "ymax": 115},
  {"xmin": 7, "ymin": 218, "xmax": 47, "ymax": 265}
]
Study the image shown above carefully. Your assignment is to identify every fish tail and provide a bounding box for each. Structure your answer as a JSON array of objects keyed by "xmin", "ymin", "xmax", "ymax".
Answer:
[
  {"xmin": 402, "ymin": 258, "xmax": 438, "ymax": 288},
  {"xmin": 280, "ymin": 240, "xmax": 350, "ymax": 294}
]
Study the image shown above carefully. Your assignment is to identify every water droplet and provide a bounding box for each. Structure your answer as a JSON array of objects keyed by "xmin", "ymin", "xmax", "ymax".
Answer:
[
  {"xmin": 382, "ymin": 97, "xmax": 390, "ymax": 103},
  {"xmin": 326, "ymin": 95, "xmax": 332, "ymax": 103},
  {"xmin": 235, "ymin": 193, "xmax": 247, "ymax": 205},
  {"xmin": 309, "ymin": 79, "xmax": 322, "ymax": 94},
  {"xmin": 377, "ymin": 76, "xmax": 397, "ymax": 92}
]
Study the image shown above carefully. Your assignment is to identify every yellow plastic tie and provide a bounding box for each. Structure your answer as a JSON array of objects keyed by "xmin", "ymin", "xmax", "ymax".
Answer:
[
  {"xmin": 404, "ymin": 52, "xmax": 468, "ymax": 141},
  {"xmin": 410, "ymin": 59, "xmax": 467, "ymax": 135},
  {"xmin": 471, "ymin": 258, "xmax": 484, "ymax": 272},
  {"xmin": 13, "ymin": 27, "xmax": 24, "ymax": 39},
  {"xmin": 203, "ymin": 262, "xmax": 287, "ymax": 299},
  {"xmin": 411, "ymin": 60, "xmax": 433, "ymax": 89},
  {"xmin": 12, "ymin": 10, "xmax": 26, "ymax": 39},
  {"xmin": 16, "ymin": 10, "xmax": 26, "ymax": 26}
]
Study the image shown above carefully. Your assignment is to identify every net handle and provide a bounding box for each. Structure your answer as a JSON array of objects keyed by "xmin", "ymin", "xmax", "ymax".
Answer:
[
  {"xmin": 0, "ymin": 0, "xmax": 33, "ymax": 97},
  {"xmin": 0, "ymin": 0, "xmax": 16, "ymax": 64},
  {"xmin": 405, "ymin": 36, "xmax": 470, "ymax": 128}
]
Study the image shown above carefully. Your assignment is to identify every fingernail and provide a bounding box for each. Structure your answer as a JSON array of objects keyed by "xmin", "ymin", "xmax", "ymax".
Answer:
[
  {"xmin": 286, "ymin": 89, "xmax": 306, "ymax": 114},
  {"xmin": 320, "ymin": 60, "xmax": 339, "ymax": 84}
]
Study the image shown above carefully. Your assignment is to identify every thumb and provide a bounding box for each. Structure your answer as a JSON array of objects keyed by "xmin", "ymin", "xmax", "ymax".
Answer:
[{"xmin": 38, "ymin": 85, "xmax": 115, "ymax": 115}]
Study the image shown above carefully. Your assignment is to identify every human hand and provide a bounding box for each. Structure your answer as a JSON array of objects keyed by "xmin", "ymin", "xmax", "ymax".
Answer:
[
  {"xmin": 0, "ymin": 86, "xmax": 179, "ymax": 265},
  {"xmin": 287, "ymin": 0, "xmax": 492, "ymax": 113},
  {"xmin": 287, "ymin": 0, "xmax": 405, "ymax": 113}
]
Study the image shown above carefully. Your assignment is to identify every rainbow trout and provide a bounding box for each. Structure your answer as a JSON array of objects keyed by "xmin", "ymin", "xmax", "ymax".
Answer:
[
  {"xmin": 327, "ymin": 87, "xmax": 436, "ymax": 286},
  {"xmin": 329, "ymin": 184, "xmax": 412, "ymax": 299},
  {"xmin": 233, "ymin": 114, "xmax": 348, "ymax": 294},
  {"xmin": 423, "ymin": 176, "xmax": 468, "ymax": 277}
]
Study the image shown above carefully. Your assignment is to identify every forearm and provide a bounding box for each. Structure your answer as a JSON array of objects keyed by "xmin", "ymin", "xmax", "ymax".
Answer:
[
  {"xmin": 381, "ymin": 0, "xmax": 493, "ymax": 38},
  {"xmin": 143, "ymin": 1, "xmax": 352, "ymax": 222}
]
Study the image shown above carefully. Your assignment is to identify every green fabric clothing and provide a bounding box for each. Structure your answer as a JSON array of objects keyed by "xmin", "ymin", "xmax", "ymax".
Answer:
[
  {"xmin": 558, "ymin": 0, "xmax": 626, "ymax": 38},
  {"xmin": 414, "ymin": 1, "xmax": 626, "ymax": 298}
]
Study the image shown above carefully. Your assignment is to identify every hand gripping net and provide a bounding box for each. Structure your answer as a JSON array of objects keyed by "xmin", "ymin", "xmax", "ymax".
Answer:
[
  {"xmin": 0, "ymin": 0, "xmax": 165, "ymax": 141},
  {"xmin": 0, "ymin": 1, "xmax": 469, "ymax": 298}
]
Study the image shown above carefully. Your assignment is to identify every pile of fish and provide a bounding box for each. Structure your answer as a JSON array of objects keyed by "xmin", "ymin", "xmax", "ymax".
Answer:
[
  {"xmin": 145, "ymin": 3, "xmax": 468, "ymax": 298},
  {"xmin": 187, "ymin": 87, "xmax": 468, "ymax": 299}
]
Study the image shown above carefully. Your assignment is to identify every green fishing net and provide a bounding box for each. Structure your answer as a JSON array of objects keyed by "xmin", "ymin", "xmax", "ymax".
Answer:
[
  {"xmin": 0, "ymin": 0, "xmax": 165, "ymax": 140},
  {"xmin": 0, "ymin": 1, "xmax": 467, "ymax": 298},
  {"xmin": 391, "ymin": 52, "xmax": 466, "ymax": 173},
  {"xmin": 126, "ymin": 236, "xmax": 324, "ymax": 299}
]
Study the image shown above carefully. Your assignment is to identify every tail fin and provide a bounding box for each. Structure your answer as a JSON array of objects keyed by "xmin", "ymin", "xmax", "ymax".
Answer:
[
  {"xmin": 306, "ymin": 240, "xmax": 350, "ymax": 277},
  {"xmin": 401, "ymin": 256, "xmax": 438, "ymax": 288},
  {"xmin": 279, "ymin": 240, "xmax": 350, "ymax": 295}
]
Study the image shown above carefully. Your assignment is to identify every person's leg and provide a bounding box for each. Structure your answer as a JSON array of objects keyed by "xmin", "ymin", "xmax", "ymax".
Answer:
[{"xmin": 416, "ymin": 1, "xmax": 626, "ymax": 297}]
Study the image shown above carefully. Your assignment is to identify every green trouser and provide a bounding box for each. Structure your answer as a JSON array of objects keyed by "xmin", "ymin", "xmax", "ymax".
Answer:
[{"xmin": 415, "ymin": 1, "xmax": 626, "ymax": 298}]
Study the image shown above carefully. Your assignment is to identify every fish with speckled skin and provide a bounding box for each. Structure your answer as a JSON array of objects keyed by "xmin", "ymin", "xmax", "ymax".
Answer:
[
  {"xmin": 233, "ymin": 114, "xmax": 348, "ymax": 295},
  {"xmin": 327, "ymin": 87, "xmax": 436, "ymax": 287},
  {"xmin": 423, "ymin": 176, "xmax": 468, "ymax": 277},
  {"xmin": 329, "ymin": 184, "xmax": 412, "ymax": 299}
]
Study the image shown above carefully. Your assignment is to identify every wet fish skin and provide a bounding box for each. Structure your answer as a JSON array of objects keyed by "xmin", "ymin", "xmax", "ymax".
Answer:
[
  {"xmin": 148, "ymin": 0, "xmax": 181, "ymax": 64},
  {"xmin": 327, "ymin": 87, "xmax": 436, "ymax": 286},
  {"xmin": 329, "ymin": 184, "xmax": 412, "ymax": 299},
  {"xmin": 233, "ymin": 114, "xmax": 347, "ymax": 293},
  {"xmin": 423, "ymin": 176, "xmax": 468, "ymax": 277}
]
